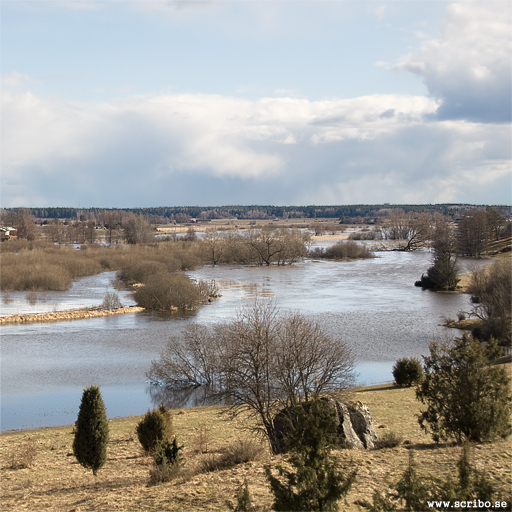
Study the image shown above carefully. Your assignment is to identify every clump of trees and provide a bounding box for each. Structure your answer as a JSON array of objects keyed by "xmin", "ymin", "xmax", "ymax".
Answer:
[
  {"xmin": 415, "ymin": 215, "xmax": 459, "ymax": 290},
  {"xmin": 416, "ymin": 335, "xmax": 511, "ymax": 443},
  {"xmin": 309, "ymin": 241, "xmax": 374, "ymax": 260},
  {"xmin": 467, "ymin": 259, "xmax": 511, "ymax": 345},
  {"xmin": 132, "ymin": 273, "xmax": 216, "ymax": 311},
  {"xmin": 73, "ymin": 386, "xmax": 109, "ymax": 476},
  {"xmin": 200, "ymin": 227, "xmax": 309, "ymax": 266},
  {"xmin": 148, "ymin": 300, "xmax": 355, "ymax": 454}
]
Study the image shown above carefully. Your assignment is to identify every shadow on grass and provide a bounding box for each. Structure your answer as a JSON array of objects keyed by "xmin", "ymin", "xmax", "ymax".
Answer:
[{"xmin": 404, "ymin": 441, "xmax": 457, "ymax": 451}]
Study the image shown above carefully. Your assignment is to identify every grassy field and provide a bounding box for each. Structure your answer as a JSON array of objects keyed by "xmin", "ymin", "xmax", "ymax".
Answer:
[{"xmin": 2, "ymin": 380, "xmax": 511, "ymax": 511}]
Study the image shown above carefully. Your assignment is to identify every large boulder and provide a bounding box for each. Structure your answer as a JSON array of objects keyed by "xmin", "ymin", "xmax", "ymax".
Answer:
[{"xmin": 273, "ymin": 398, "xmax": 377, "ymax": 453}]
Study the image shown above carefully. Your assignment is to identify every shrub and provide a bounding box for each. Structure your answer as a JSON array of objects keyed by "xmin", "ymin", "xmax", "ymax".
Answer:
[
  {"xmin": 199, "ymin": 439, "xmax": 263, "ymax": 473},
  {"xmin": 309, "ymin": 241, "xmax": 374, "ymax": 260},
  {"xmin": 152, "ymin": 437, "xmax": 183, "ymax": 467},
  {"xmin": 416, "ymin": 335, "xmax": 511, "ymax": 443},
  {"xmin": 226, "ymin": 478, "xmax": 255, "ymax": 512},
  {"xmin": 100, "ymin": 292, "xmax": 123, "ymax": 310},
  {"xmin": 364, "ymin": 445, "xmax": 498, "ymax": 512},
  {"xmin": 392, "ymin": 358, "xmax": 423, "ymax": 387},
  {"xmin": 72, "ymin": 386, "xmax": 109, "ymax": 476},
  {"xmin": 266, "ymin": 397, "xmax": 357, "ymax": 511},
  {"xmin": 374, "ymin": 431, "xmax": 403, "ymax": 450},
  {"xmin": 8, "ymin": 441, "xmax": 37, "ymax": 469},
  {"xmin": 133, "ymin": 273, "xmax": 205, "ymax": 310},
  {"xmin": 136, "ymin": 408, "xmax": 172, "ymax": 456}
]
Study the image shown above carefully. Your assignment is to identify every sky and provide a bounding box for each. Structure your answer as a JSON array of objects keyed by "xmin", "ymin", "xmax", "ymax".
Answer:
[{"xmin": 1, "ymin": 0, "xmax": 511, "ymax": 208}]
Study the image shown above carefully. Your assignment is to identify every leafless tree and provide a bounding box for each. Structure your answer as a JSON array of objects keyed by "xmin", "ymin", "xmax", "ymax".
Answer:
[
  {"xmin": 467, "ymin": 259, "xmax": 511, "ymax": 344},
  {"xmin": 148, "ymin": 300, "xmax": 355, "ymax": 453}
]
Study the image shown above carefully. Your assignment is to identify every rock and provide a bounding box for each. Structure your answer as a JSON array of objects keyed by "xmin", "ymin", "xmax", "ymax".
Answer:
[
  {"xmin": 348, "ymin": 401, "xmax": 378, "ymax": 449},
  {"xmin": 273, "ymin": 398, "xmax": 377, "ymax": 453}
]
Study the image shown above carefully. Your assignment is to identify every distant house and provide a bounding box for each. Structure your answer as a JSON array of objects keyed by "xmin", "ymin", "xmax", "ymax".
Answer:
[
  {"xmin": 0, "ymin": 227, "xmax": 17, "ymax": 241},
  {"xmin": 194, "ymin": 219, "xmax": 212, "ymax": 224}
]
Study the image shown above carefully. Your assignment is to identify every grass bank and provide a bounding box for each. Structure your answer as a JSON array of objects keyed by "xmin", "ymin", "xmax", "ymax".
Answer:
[{"xmin": 2, "ymin": 381, "xmax": 510, "ymax": 511}]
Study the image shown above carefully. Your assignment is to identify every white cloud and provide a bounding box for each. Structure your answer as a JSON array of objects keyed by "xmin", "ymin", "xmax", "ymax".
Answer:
[
  {"xmin": 1, "ymin": 88, "xmax": 509, "ymax": 207},
  {"xmin": 394, "ymin": 0, "xmax": 512, "ymax": 122}
]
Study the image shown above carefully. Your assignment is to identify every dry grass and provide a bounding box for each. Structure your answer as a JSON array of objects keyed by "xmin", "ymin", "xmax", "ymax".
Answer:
[{"xmin": 1, "ymin": 383, "xmax": 511, "ymax": 511}]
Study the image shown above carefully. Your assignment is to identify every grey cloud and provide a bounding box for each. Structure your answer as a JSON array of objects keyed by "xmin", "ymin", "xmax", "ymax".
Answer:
[
  {"xmin": 1, "ymin": 91, "xmax": 510, "ymax": 207},
  {"xmin": 395, "ymin": 1, "xmax": 511, "ymax": 123}
]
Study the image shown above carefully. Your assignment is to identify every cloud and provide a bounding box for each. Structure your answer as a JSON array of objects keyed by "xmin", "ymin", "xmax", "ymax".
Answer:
[
  {"xmin": 394, "ymin": 1, "xmax": 512, "ymax": 123},
  {"xmin": 1, "ymin": 87, "xmax": 509, "ymax": 207}
]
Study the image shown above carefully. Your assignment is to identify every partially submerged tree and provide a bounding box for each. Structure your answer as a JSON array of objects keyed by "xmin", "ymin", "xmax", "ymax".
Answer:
[
  {"xmin": 149, "ymin": 300, "xmax": 355, "ymax": 453},
  {"xmin": 73, "ymin": 386, "xmax": 109, "ymax": 476},
  {"xmin": 416, "ymin": 215, "xmax": 459, "ymax": 290}
]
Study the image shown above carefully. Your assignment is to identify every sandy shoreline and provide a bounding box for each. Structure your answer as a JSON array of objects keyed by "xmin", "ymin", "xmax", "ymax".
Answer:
[{"xmin": 0, "ymin": 305, "xmax": 145, "ymax": 325}]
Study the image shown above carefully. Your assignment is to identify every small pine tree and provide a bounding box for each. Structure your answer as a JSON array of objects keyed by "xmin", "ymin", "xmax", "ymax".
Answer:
[
  {"xmin": 152, "ymin": 437, "xmax": 183, "ymax": 467},
  {"xmin": 227, "ymin": 478, "xmax": 255, "ymax": 512},
  {"xmin": 266, "ymin": 397, "xmax": 357, "ymax": 511},
  {"xmin": 393, "ymin": 451, "xmax": 429, "ymax": 511},
  {"xmin": 136, "ymin": 408, "xmax": 172, "ymax": 455},
  {"xmin": 72, "ymin": 385, "xmax": 109, "ymax": 476}
]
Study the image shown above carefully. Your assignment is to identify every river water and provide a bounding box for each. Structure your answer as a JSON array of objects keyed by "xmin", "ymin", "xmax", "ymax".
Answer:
[{"xmin": 1, "ymin": 249, "xmax": 488, "ymax": 431}]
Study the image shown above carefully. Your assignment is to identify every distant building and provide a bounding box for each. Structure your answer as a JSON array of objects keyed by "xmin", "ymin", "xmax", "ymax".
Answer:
[
  {"xmin": 0, "ymin": 227, "xmax": 17, "ymax": 241},
  {"xmin": 194, "ymin": 219, "xmax": 212, "ymax": 224}
]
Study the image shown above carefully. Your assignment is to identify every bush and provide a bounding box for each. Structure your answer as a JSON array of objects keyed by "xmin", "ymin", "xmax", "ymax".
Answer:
[
  {"xmin": 133, "ymin": 273, "xmax": 205, "ymax": 310},
  {"xmin": 72, "ymin": 386, "xmax": 109, "ymax": 476},
  {"xmin": 266, "ymin": 397, "xmax": 357, "ymax": 511},
  {"xmin": 136, "ymin": 408, "xmax": 172, "ymax": 455},
  {"xmin": 8, "ymin": 441, "xmax": 37, "ymax": 469},
  {"xmin": 152, "ymin": 437, "xmax": 183, "ymax": 467},
  {"xmin": 226, "ymin": 478, "xmax": 256, "ymax": 512},
  {"xmin": 200, "ymin": 439, "xmax": 263, "ymax": 473},
  {"xmin": 309, "ymin": 241, "xmax": 374, "ymax": 260},
  {"xmin": 374, "ymin": 431, "xmax": 403, "ymax": 450},
  {"xmin": 100, "ymin": 292, "xmax": 123, "ymax": 310},
  {"xmin": 392, "ymin": 358, "xmax": 423, "ymax": 387},
  {"xmin": 416, "ymin": 335, "xmax": 511, "ymax": 443},
  {"xmin": 364, "ymin": 445, "xmax": 498, "ymax": 512}
]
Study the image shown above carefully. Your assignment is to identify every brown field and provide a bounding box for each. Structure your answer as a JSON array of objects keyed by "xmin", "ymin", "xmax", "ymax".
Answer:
[{"xmin": 2, "ymin": 379, "xmax": 511, "ymax": 511}]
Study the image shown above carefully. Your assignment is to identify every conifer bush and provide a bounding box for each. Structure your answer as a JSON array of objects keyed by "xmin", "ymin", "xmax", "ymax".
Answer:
[
  {"xmin": 136, "ymin": 407, "xmax": 172, "ymax": 455},
  {"xmin": 266, "ymin": 397, "xmax": 357, "ymax": 511},
  {"xmin": 392, "ymin": 357, "xmax": 423, "ymax": 387},
  {"xmin": 72, "ymin": 386, "xmax": 109, "ymax": 476},
  {"xmin": 416, "ymin": 335, "xmax": 511, "ymax": 443}
]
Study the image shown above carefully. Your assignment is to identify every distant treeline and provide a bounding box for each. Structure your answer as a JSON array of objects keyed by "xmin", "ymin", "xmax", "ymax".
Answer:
[{"xmin": 3, "ymin": 204, "xmax": 511, "ymax": 223}]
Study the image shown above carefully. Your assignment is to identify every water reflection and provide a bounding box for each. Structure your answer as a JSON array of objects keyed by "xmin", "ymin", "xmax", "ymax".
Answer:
[{"xmin": 147, "ymin": 384, "xmax": 214, "ymax": 410}]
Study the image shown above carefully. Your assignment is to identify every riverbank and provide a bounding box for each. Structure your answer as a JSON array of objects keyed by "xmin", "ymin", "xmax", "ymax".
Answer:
[
  {"xmin": 0, "ymin": 306, "xmax": 145, "ymax": 325},
  {"xmin": 1, "ymin": 382, "xmax": 510, "ymax": 511}
]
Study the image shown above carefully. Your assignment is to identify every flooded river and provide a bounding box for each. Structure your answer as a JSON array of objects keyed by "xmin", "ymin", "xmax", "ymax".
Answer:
[{"xmin": 1, "ymin": 249, "xmax": 488, "ymax": 431}]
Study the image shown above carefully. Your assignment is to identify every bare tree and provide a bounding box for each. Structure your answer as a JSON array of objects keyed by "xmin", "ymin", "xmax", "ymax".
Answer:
[
  {"xmin": 457, "ymin": 209, "xmax": 489, "ymax": 257},
  {"xmin": 148, "ymin": 324, "xmax": 222, "ymax": 388},
  {"xmin": 148, "ymin": 300, "xmax": 355, "ymax": 453},
  {"xmin": 467, "ymin": 259, "xmax": 511, "ymax": 344}
]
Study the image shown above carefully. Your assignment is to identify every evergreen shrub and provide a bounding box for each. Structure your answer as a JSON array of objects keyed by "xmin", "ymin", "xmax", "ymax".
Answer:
[
  {"xmin": 72, "ymin": 386, "xmax": 109, "ymax": 476},
  {"xmin": 392, "ymin": 358, "xmax": 424, "ymax": 387}
]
